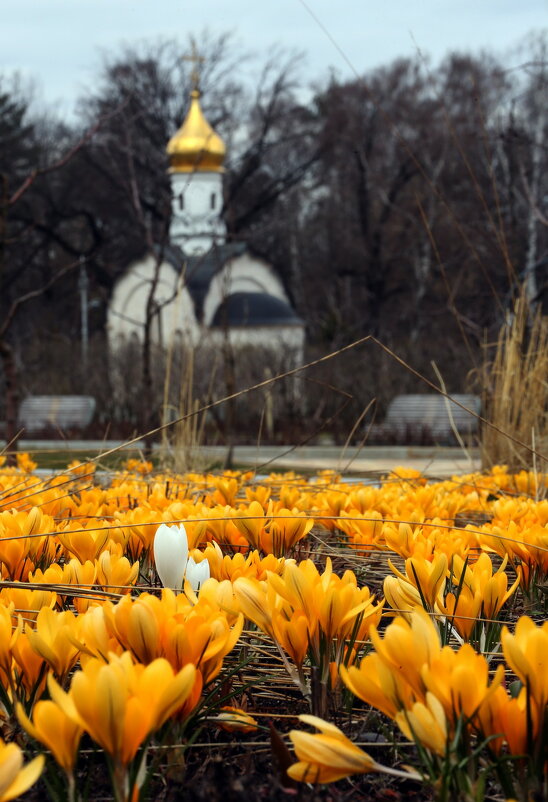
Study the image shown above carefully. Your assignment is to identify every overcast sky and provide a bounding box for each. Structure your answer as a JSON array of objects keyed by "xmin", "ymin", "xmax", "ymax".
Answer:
[{"xmin": 1, "ymin": 0, "xmax": 546, "ymax": 119}]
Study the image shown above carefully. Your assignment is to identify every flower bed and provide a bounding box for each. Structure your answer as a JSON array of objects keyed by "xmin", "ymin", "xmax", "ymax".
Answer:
[{"xmin": 0, "ymin": 457, "xmax": 546, "ymax": 801}]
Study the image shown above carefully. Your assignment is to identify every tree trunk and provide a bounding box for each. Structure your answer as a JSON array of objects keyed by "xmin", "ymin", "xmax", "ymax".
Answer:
[
  {"xmin": 141, "ymin": 315, "xmax": 154, "ymax": 459},
  {"xmin": 222, "ymin": 333, "xmax": 236, "ymax": 468},
  {"xmin": 140, "ymin": 254, "xmax": 164, "ymax": 460},
  {"xmin": 523, "ymin": 97, "xmax": 545, "ymax": 309},
  {"xmin": 0, "ymin": 338, "xmax": 18, "ymax": 464}
]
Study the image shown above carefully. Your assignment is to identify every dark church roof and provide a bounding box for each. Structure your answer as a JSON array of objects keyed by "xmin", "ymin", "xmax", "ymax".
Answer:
[
  {"xmin": 161, "ymin": 242, "xmax": 248, "ymax": 321},
  {"xmin": 211, "ymin": 292, "xmax": 303, "ymax": 328}
]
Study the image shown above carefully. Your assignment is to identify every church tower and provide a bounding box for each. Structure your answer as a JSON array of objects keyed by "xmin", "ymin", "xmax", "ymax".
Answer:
[{"xmin": 166, "ymin": 60, "xmax": 227, "ymax": 255}]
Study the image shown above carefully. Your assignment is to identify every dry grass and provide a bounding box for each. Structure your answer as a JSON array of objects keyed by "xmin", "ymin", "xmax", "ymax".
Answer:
[
  {"xmin": 480, "ymin": 290, "xmax": 548, "ymax": 473},
  {"xmin": 161, "ymin": 345, "xmax": 212, "ymax": 473}
]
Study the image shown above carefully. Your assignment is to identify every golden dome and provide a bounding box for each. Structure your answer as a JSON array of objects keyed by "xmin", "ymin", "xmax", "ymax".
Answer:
[{"xmin": 167, "ymin": 90, "xmax": 226, "ymax": 173}]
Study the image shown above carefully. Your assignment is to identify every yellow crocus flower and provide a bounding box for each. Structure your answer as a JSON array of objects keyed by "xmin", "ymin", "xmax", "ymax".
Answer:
[
  {"xmin": 422, "ymin": 643, "xmax": 504, "ymax": 722},
  {"xmin": 288, "ymin": 715, "xmax": 418, "ymax": 784},
  {"xmin": 370, "ymin": 610, "xmax": 441, "ymax": 699},
  {"xmin": 336, "ymin": 510, "xmax": 383, "ymax": 551},
  {"xmin": 127, "ymin": 657, "xmax": 198, "ymax": 732},
  {"xmin": 266, "ymin": 508, "xmax": 313, "ymax": 556},
  {"xmin": 341, "ymin": 651, "xmax": 414, "ymax": 719},
  {"xmin": 477, "ymin": 684, "xmax": 529, "ymax": 757},
  {"xmin": 268, "ymin": 561, "xmax": 318, "ymax": 622},
  {"xmin": 104, "ymin": 595, "xmax": 163, "ymax": 664},
  {"xmin": 214, "ymin": 706, "xmax": 258, "ymax": 733},
  {"xmin": 451, "ymin": 553, "xmax": 520, "ymax": 620},
  {"xmin": 502, "ymin": 616, "xmax": 548, "ymax": 716},
  {"xmin": 17, "ymin": 698, "xmax": 82, "ymax": 775},
  {"xmin": 202, "ymin": 544, "xmax": 284, "ymax": 583},
  {"xmin": 163, "ymin": 608, "xmax": 243, "ymax": 683},
  {"xmin": 383, "ymin": 522, "xmax": 421, "ymax": 559},
  {"xmin": 482, "ymin": 569, "xmax": 520, "ymax": 620},
  {"xmin": 499, "ymin": 687, "xmax": 530, "ymax": 756},
  {"xmin": 0, "ymin": 586, "xmax": 56, "ymax": 626},
  {"xmin": 383, "ymin": 575, "xmax": 424, "ymax": 620},
  {"xmin": 96, "ymin": 551, "xmax": 139, "ymax": 595},
  {"xmin": 73, "ymin": 604, "xmax": 121, "ymax": 664},
  {"xmin": 389, "ymin": 553, "xmax": 448, "ymax": 611},
  {"xmin": 66, "ymin": 559, "xmax": 100, "ymax": 613},
  {"xmin": 25, "ymin": 608, "xmax": 80, "ymax": 682},
  {"xmin": 11, "ymin": 632, "xmax": 47, "ymax": 701},
  {"xmin": 395, "ymin": 692, "xmax": 448, "ymax": 756},
  {"xmin": 317, "ymin": 579, "xmax": 382, "ymax": 646},
  {"xmin": 184, "ymin": 576, "xmax": 241, "ymax": 623},
  {"xmin": 0, "ymin": 604, "xmax": 18, "ymax": 685},
  {"xmin": 244, "ymin": 485, "xmax": 271, "ymax": 507},
  {"xmin": 211, "ymin": 477, "xmax": 239, "ymax": 506},
  {"xmin": 103, "ymin": 589, "xmax": 242, "ymax": 683},
  {"xmin": 437, "ymin": 587, "xmax": 482, "ymax": 640},
  {"xmin": 57, "ymin": 523, "xmax": 110, "ymax": 563},
  {"xmin": 233, "ymin": 577, "xmax": 274, "ymax": 637},
  {"xmin": 233, "ymin": 501, "xmax": 268, "ymax": 552},
  {"xmin": 48, "ymin": 652, "xmax": 197, "ymax": 766},
  {"xmin": 0, "ymin": 740, "xmax": 44, "ymax": 801},
  {"xmin": 288, "ymin": 714, "xmax": 376, "ymax": 783},
  {"xmin": 270, "ymin": 609, "xmax": 310, "ymax": 667},
  {"xmin": 238, "ymin": 561, "xmax": 382, "ymax": 690}
]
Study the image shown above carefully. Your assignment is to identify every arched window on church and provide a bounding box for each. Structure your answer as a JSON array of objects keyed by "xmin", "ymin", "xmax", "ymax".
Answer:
[
  {"xmin": 178, "ymin": 193, "xmax": 184, "ymax": 211},
  {"xmin": 210, "ymin": 193, "xmax": 216, "ymax": 210}
]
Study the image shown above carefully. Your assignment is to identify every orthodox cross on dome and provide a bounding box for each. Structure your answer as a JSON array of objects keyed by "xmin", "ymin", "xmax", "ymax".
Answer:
[{"xmin": 183, "ymin": 38, "xmax": 205, "ymax": 93}]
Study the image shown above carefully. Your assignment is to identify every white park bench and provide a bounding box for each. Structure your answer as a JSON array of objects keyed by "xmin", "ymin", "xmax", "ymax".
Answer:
[
  {"xmin": 18, "ymin": 395, "xmax": 96, "ymax": 435},
  {"xmin": 372, "ymin": 393, "xmax": 481, "ymax": 444}
]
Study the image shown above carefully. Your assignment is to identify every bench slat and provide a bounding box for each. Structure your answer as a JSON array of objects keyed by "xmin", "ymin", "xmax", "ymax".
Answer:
[
  {"xmin": 382, "ymin": 394, "xmax": 480, "ymax": 440},
  {"xmin": 18, "ymin": 396, "xmax": 96, "ymax": 434}
]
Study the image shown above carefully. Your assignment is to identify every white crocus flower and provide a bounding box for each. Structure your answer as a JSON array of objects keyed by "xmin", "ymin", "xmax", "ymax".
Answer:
[
  {"xmin": 153, "ymin": 523, "xmax": 189, "ymax": 591},
  {"xmin": 186, "ymin": 556, "xmax": 210, "ymax": 592}
]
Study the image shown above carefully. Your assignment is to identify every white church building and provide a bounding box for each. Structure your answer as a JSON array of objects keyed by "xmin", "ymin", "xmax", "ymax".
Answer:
[{"xmin": 107, "ymin": 83, "xmax": 305, "ymax": 361}]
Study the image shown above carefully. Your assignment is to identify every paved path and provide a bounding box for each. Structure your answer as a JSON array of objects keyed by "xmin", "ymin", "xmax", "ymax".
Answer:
[
  {"xmin": 3, "ymin": 440, "xmax": 481, "ymax": 478},
  {"xmin": 198, "ymin": 445, "xmax": 480, "ymax": 477}
]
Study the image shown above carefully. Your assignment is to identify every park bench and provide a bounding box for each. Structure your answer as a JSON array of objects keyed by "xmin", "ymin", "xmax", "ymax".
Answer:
[
  {"xmin": 370, "ymin": 393, "xmax": 481, "ymax": 445},
  {"xmin": 18, "ymin": 395, "xmax": 96, "ymax": 435}
]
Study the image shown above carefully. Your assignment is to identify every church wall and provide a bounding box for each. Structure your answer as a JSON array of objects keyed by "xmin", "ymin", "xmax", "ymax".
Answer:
[
  {"xmin": 107, "ymin": 255, "xmax": 199, "ymax": 348},
  {"xmin": 205, "ymin": 324, "xmax": 305, "ymax": 359}
]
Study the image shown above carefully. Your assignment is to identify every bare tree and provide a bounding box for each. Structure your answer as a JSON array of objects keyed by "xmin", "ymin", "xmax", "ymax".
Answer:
[{"xmin": 0, "ymin": 80, "xmax": 122, "ymax": 455}]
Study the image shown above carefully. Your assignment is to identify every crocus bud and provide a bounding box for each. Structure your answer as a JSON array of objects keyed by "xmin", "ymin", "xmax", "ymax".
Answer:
[
  {"xmin": 153, "ymin": 523, "xmax": 188, "ymax": 591},
  {"xmin": 186, "ymin": 556, "xmax": 210, "ymax": 592}
]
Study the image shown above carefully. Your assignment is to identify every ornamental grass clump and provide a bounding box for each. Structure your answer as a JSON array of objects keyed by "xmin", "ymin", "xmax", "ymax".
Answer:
[{"xmin": 480, "ymin": 292, "xmax": 548, "ymax": 472}]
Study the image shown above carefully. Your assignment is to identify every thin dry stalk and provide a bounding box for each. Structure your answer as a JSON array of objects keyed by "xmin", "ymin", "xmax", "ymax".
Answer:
[
  {"xmin": 160, "ymin": 267, "xmax": 188, "ymax": 454},
  {"xmin": 162, "ymin": 346, "xmax": 212, "ymax": 473},
  {"xmin": 481, "ymin": 292, "xmax": 548, "ymax": 472}
]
